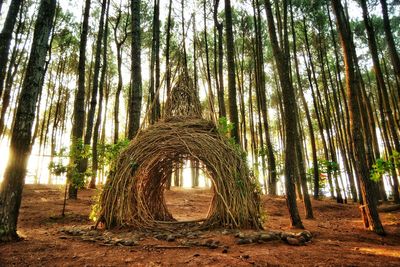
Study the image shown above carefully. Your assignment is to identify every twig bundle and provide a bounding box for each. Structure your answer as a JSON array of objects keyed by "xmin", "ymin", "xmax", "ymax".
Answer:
[
  {"xmin": 96, "ymin": 74, "xmax": 261, "ymax": 230},
  {"xmin": 97, "ymin": 117, "xmax": 262, "ymax": 229}
]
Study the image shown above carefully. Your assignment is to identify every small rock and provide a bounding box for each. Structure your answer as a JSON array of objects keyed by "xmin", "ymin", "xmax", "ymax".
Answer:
[
  {"xmin": 235, "ymin": 232, "xmax": 245, "ymax": 238},
  {"xmin": 113, "ymin": 238, "xmax": 123, "ymax": 245},
  {"xmin": 122, "ymin": 240, "xmax": 137, "ymax": 246},
  {"xmin": 166, "ymin": 234, "xmax": 175, "ymax": 242},
  {"xmin": 222, "ymin": 247, "xmax": 228, "ymax": 253},
  {"xmin": 203, "ymin": 239, "xmax": 219, "ymax": 249},
  {"xmin": 297, "ymin": 230, "xmax": 312, "ymax": 242},
  {"xmin": 59, "ymin": 236, "xmax": 67, "ymax": 240},
  {"xmin": 236, "ymin": 238, "xmax": 252, "ymax": 245},
  {"xmin": 87, "ymin": 230, "xmax": 99, "ymax": 237},
  {"xmin": 81, "ymin": 237, "xmax": 96, "ymax": 242},
  {"xmin": 193, "ymin": 253, "xmax": 200, "ymax": 257},
  {"xmin": 95, "ymin": 236, "xmax": 105, "ymax": 241},
  {"xmin": 286, "ymin": 237, "xmax": 301, "ymax": 246},
  {"xmin": 280, "ymin": 232, "xmax": 295, "ymax": 241},
  {"xmin": 221, "ymin": 229, "xmax": 230, "ymax": 235},
  {"xmin": 258, "ymin": 233, "xmax": 276, "ymax": 242}
]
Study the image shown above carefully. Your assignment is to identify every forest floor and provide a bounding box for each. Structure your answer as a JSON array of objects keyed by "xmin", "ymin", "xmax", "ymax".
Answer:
[{"xmin": 0, "ymin": 185, "xmax": 400, "ymax": 266}]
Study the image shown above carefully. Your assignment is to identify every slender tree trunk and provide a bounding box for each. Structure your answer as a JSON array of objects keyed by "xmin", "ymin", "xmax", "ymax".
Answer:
[
  {"xmin": 165, "ymin": 0, "xmax": 172, "ymax": 96},
  {"xmin": 0, "ymin": 0, "xmax": 23, "ymax": 99},
  {"xmin": 83, "ymin": 0, "xmax": 107, "ymax": 151},
  {"xmin": 0, "ymin": 0, "xmax": 56, "ymax": 241},
  {"xmin": 90, "ymin": 0, "xmax": 110, "ymax": 189},
  {"xmin": 113, "ymin": 3, "xmax": 128, "ymax": 144},
  {"xmin": 253, "ymin": 0, "xmax": 277, "ymax": 195},
  {"xmin": 128, "ymin": 0, "xmax": 142, "ymax": 139},
  {"xmin": 288, "ymin": 0, "xmax": 313, "ymax": 217},
  {"xmin": 67, "ymin": 0, "xmax": 91, "ymax": 199},
  {"xmin": 224, "ymin": 0, "xmax": 240, "ymax": 143},
  {"xmin": 264, "ymin": 0, "xmax": 303, "ymax": 229},
  {"xmin": 0, "ymin": 11, "xmax": 24, "ymax": 136},
  {"xmin": 360, "ymin": 0, "xmax": 399, "ymax": 203},
  {"xmin": 331, "ymin": 0, "xmax": 384, "ymax": 235},
  {"xmin": 203, "ymin": 1, "xmax": 216, "ymax": 120},
  {"xmin": 379, "ymin": 0, "xmax": 400, "ymax": 81},
  {"xmin": 149, "ymin": 0, "xmax": 160, "ymax": 124},
  {"xmin": 213, "ymin": 0, "xmax": 226, "ymax": 118}
]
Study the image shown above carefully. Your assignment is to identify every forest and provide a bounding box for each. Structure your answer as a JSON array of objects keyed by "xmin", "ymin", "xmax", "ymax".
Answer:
[{"xmin": 0, "ymin": 0, "xmax": 399, "ymax": 265}]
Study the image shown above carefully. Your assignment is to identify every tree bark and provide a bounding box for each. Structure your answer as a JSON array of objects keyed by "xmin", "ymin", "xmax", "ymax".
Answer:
[
  {"xmin": 128, "ymin": 0, "xmax": 142, "ymax": 139},
  {"xmin": 264, "ymin": 0, "xmax": 303, "ymax": 229},
  {"xmin": 67, "ymin": 0, "xmax": 91, "ymax": 199},
  {"xmin": 224, "ymin": 0, "xmax": 240, "ymax": 143},
  {"xmin": 0, "ymin": 0, "xmax": 23, "ymax": 99},
  {"xmin": 0, "ymin": 0, "xmax": 56, "ymax": 241},
  {"xmin": 213, "ymin": 0, "xmax": 226, "ymax": 118},
  {"xmin": 113, "ymin": 2, "xmax": 128, "ymax": 144},
  {"xmin": 90, "ymin": 0, "xmax": 110, "ymax": 189},
  {"xmin": 331, "ymin": 0, "xmax": 385, "ymax": 235},
  {"xmin": 360, "ymin": 0, "xmax": 400, "ymax": 203},
  {"xmin": 379, "ymin": 0, "xmax": 400, "ymax": 81}
]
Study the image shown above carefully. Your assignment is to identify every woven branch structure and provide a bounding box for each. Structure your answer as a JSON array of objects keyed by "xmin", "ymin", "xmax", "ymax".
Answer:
[{"xmin": 97, "ymin": 75, "xmax": 262, "ymax": 229}]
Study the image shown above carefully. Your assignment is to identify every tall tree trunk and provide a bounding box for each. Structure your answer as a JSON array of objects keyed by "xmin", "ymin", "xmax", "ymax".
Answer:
[
  {"xmin": 204, "ymin": 0, "xmax": 216, "ymax": 120},
  {"xmin": 264, "ymin": 0, "xmax": 303, "ymax": 229},
  {"xmin": 0, "ymin": 9, "xmax": 25, "ymax": 136},
  {"xmin": 149, "ymin": 0, "xmax": 160, "ymax": 124},
  {"xmin": 113, "ymin": 2, "xmax": 128, "ymax": 144},
  {"xmin": 128, "ymin": 0, "xmax": 142, "ymax": 139},
  {"xmin": 289, "ymin": 1, "xmax": 314, "ymax": 216},
  {"xmin": 0, "ymin": 0, "xmax": 23, "ymax": 99},
  {"xmin": 213, "ymin": 0, "xmax": 226, "ymax": 118},
  {"xmin": 252, "ymin": 0, "xmax": 277, "ymax": 195},
  {"xmin": 224, "ymin": 0, "xmax": 240, "ymax": 143},
  {"xmin": 331, "ymin": 0, "xmax": 384, "ymax": 235},
  {"xmin": 0, "ymin": 0, "xmax": 56, "ymax": 241},
  {"xmin": 67, "ymin": 0, "xmax": 91, "ymax": 199},
  {"xmin": 360, "ymin": 0, "xmax": 400, "ymax": 203},
  {"xmin": 90, "ymin": 0, "xmax": 110, "ymax": 189},
  {"xmin": 83, "ymin": 0, "xmax": 107, "ymax": 152},
  {"xmin": 379, "ymin": 0, "xmax": 400, "ymax": 81},
  {"xmin": 165, "ymin": 0, "xmax": 172, "ymax": 96}
]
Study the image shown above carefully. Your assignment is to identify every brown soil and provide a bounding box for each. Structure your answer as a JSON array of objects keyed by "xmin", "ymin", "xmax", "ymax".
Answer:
[{"xmin": 1, "ymin": 184, "xmax": 399, "ymax": 266}]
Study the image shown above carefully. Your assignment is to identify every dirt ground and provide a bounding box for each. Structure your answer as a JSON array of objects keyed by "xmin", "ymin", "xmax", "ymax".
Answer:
[{"xmin": 0, "ymin": 184, "xmax": 399, "ymax": 266}]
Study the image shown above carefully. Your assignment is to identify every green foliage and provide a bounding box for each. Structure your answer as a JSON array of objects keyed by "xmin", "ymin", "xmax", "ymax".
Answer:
[
  {"xmin": 89, "ymin": 190, "xmax": 102, "ymax": 222},
  {"xmin": 319, "ymin": 159, "xmax": 340, "ymax": 175},
  {"xmin": 306, "ymin": 165, "xmax": 326, "ymax": 192},
  {"xmin": 48, "ymin": 161, "xmax": 67, "ymax": 176},
  {"xmin": 217, "ymin": 117, "xmax": 234, "ymax": 137},
  {"xmin": 48, "ymin": 138, "xmax": 92, "ymax": 189},
  {"xmin": 97, "ymin": 139, "xmax": 130, "ymax": 169},
  {"xmin": 306, "ymin": 159, "xmax": 339, "ymax": 194},
  {"xmin": 370, "ymin": 151, "xmax": 399, "ymax": 182}
]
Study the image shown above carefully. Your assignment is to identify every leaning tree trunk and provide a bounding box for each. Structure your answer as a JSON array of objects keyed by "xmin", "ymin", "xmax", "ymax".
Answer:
[
  {"xmin": 264, "ymin": 0, "xmax": 303, "ymax": 229},
  {"xmin": 379, "ymin": 0, "xmax": 400, "ymax": 81},
  {"xmin": 360, "ymin": 0, "xmax": 400, "ymax": 203},
  {"xmin": 0, "ymin": 0, "xmax": 23, "ymax": 99},
  {"xmin": 331, "ymin": 0, "xmax": 384, "ymax": 235},
  {"xmin": 0, "ymin": 0, "xmax": 56, "ymax": 241}
]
